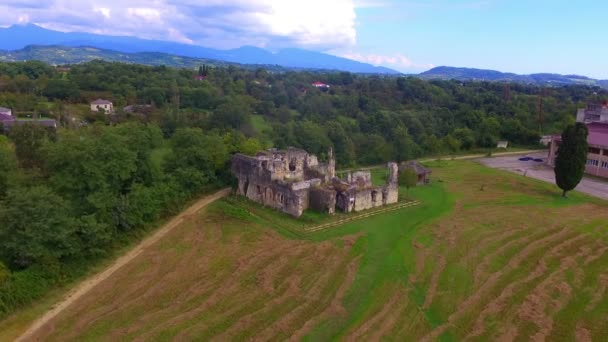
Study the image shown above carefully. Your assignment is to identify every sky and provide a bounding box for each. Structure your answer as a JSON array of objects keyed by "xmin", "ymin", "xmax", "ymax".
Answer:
[{"xmin": 1, "ymin": 0, "xmax": 608, "ymax": 78}]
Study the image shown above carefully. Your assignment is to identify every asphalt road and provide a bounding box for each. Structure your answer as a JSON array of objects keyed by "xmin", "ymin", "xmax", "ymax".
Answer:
[{"xmin": 478, "ymin": 151, "xmax": 608, "ymax": 200}]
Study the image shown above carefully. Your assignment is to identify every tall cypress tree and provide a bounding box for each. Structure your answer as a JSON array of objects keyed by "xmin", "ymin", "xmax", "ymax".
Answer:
[{"xmin": 554, "ymin": 122, "xmax": 588, "ymax": 197}]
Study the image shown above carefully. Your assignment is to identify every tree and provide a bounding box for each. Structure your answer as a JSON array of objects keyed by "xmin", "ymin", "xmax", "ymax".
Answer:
[
  {"xmin": 0, "ymin": 136, "xmax": 16, "ymax": 197},
  {"xmin": 554, "ymin": 123, "xmax": 588, "ymax": 197},
  {"xmin": 163, "ymin": 128, "xmax": 219, "ymax": 194},
  {"xmin": 9, "ymin": 123, "xmax": 50, "ymax": 169},
  {"xmin": 0, "ymin": 186, "xmax": 78, "ymax": 268},
  {"xmin": 442, "ymin": 134, "xmax": 461, "ymax": 157},
  {"xmin": 399, "ymin": 168, "xmax": 418, "ymax": 198},
  {"xmin": 422, "ymin": 134, "xmax": 442, "ymax": 156},
  {"xmin": 452, "ymin": 128, "xmax": 475, "ymax": 150},
  {"xmin": 209, "ymin": 99, "xmax": 250, "ymax": 131}
]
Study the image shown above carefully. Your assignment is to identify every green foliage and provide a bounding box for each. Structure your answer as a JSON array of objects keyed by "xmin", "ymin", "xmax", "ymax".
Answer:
[
  {"xmin": 442, "ymin": 134, "xmax": 461, "ymax": 154},
  {"xmin": 555, "ymin": 123, "xmax": 589, "ymax": 197},
  {"xmin": 163, "ymin": 128, "xmax": 221, "ymax": 194},
  {"xmin": 0, "ymin": 137, "xmax": 16, "ymax": 197},
  {"xmin": 399, "ymin": 168, "xmax": 418, "ymax": 196},
  {"xmin": 0, "ymin": 186, "xmax": 78, "ymax": 268},
  {"xmin": 9, "ymin": 123, "xmax": 52, "ymax": 169},
  {"xmin": 452, "ymin": 127, "xmax": 475, "ymax": 150},
  {"xmin": 0, "ymin": 262, "xmax": 8, "ymax": 285}
]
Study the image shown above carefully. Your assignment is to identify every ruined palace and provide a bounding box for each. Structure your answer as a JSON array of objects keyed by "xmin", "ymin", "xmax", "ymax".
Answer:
[{"xmin": 231, "ymin": 148, "xmax": 399, "ymax": 217}]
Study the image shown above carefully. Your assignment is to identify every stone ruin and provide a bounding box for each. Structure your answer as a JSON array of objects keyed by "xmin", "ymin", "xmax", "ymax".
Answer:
[{"xmin": 231, "ymin": 147, "xmax": 399, "ymax": 217}]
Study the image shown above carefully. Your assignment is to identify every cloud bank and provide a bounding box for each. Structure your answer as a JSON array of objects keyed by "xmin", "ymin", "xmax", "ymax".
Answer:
[
  {"xmin": 0, "ymin": 0, "xmax": 357, "ymax": 50},
  {"xmin": 338, "ymin": 52, "xmax": 434, "ymax": 72}
]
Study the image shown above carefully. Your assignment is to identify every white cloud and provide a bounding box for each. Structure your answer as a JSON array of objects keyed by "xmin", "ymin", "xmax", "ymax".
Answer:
[
  {"xmin": 338, "ymin": 52, "xmax": 434, "ymax": 71},
  {"xmin": 0, "ymin": 0, "xmax": 358, "ymax": 50}
]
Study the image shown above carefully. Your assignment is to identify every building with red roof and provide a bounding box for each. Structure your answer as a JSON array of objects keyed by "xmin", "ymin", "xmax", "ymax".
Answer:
[
  {"xmin": 547, "ymin": 122, "xmax": 608, "ymax": 178},
  {"xmin": 311, "ymin": 81, "xmax": 330, "ymax": 89}
]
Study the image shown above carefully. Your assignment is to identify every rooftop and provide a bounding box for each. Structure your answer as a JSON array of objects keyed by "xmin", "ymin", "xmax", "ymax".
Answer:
[
  {"xmin": 0, "ymin": 106, "xmax": 11, "ymax": 112},
  {"xmin": 552, "ymin": 122, "xmax": 608, "ymax": 147},
  {"xmin": 588, "ymin": 122, "xmax": 608, "ymax": 146},
  {"xmin": 0, "ymin": 113, "xmax": 14, "ymax": 122},
  {"xmin": 91, "ymin": 99, "xmax": 112, "ymax": 105},
  {"xmin": 401, "ymin": 160, "xmax": 432, "ymax": 175}
]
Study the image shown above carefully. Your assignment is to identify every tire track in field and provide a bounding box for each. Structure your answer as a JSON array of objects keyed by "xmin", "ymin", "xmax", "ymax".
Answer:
[
  {"xmin": 466, "ymin": 234, "xmax": 595, "ymax": 340},
  {"xmin": 365, "ymin": 290, "xmax": 410, "ymax": 341},
  {"xmin": 423, "ymin": 255, "xmax": 446, "ymax": 309},
  {"xmin": 347, "ymin": 287, "xmax": 404, "ymax": 340},
  {"xmin": 288, "ymin": 256, "xmax": 361, "ymax": 341},
  {"xmin": 250, "ymin": 253, "xmax": 354, "ymax": 341},
  {"xmin": 211, "ymin": 249, "xmax": 334, "ymax": 340},
  {"xmin": 471, "ymin": 226, "xmax": 562, "ymax": 288},
  {"xmin": 171, "ymin": 241, "xmax": 343, "ymax": 341},
  {"xmin": 585, "ymin": 274, "xmax": 608, "ymax": 312},
  {"xmin": 516, "ymin": 236, "xmax": 593, "ymax": 341},
  {"xmin": 136, "ymin": 243, "xmax": 309, "ymax": 340},
  {"xmin": 420, "ymin": 227, "xmax": 571, "ymax": 342}
]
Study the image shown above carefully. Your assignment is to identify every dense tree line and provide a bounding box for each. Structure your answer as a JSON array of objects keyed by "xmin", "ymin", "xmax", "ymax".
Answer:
[
  {"xmin": 2, "ymin": 60, "xmax": 605, "ymax": 167},
  {"xmin": 0, "ymin": 60, "xmax": 606, "ymax": 316},
  {"xmin": 0, "ymin": 121, "xmax": 260, "ymax": 315}
]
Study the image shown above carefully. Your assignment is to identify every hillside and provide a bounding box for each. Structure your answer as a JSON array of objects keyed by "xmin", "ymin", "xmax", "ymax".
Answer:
[
  {"xmin": 0, "ymin": 24, "xmax": 399, "ymax": 74},
  {"xmin": 420, "ymin": 66, "xmax": 608, "ymax": 88},
  {"xmin": 0, "ymin": 45, "xmax": 252, "ymax": 70}
]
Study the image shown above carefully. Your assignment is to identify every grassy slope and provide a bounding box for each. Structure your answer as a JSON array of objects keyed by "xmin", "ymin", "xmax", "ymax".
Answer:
[{"xmin": 5, "ymin": 160, "xmax": 607, "ymax": 340}]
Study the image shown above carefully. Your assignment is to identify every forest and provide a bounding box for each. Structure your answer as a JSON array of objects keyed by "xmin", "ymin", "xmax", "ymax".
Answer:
[{"xmin": 0, "ymin": 59, "xmax": 606, "ymax": 316}]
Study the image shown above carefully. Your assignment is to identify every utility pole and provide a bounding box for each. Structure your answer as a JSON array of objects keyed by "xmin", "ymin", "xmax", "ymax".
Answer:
[{"xmin": 538, "ymin": 88, "xmax": 547, "ymax": 136}]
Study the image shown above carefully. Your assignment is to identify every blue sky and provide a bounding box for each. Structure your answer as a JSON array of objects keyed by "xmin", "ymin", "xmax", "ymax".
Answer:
[
  {"xmin": 1, "ymin": 0, "xmax": 607, "ymax": 78},
  {"xmin": 351, "ymin": 0, "xmax": 608, "ymax": 77}
]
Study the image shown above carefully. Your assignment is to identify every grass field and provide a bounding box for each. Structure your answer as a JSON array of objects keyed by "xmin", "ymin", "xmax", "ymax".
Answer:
[{"xmin": 11, "ymin": 160, "xmax": 608, "ymax": 341}]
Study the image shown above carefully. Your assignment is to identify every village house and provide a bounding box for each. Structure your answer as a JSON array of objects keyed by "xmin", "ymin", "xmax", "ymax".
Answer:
[
  {"xmin": 232, "ymin": 148, "xmax": 399, "ymax": 217},
  {"xmin": 576, "ymin": 102, "xmax": 608, "ymax": 123},
  {"xmin": 90, "ymin": 99, "xmax": 114, "ymax": 114},
  {"xmin": 547, "ymin": 122, "xmax": 608, "ymax": 179},
  {"xmin": 312, "ymin": 81, "xmax": 330, "ymax": 90},
  {"xmin": 399, "ymin": 160, "xmax": 432, "ymax": 185},
  {"xmin": 496, "ymin": 140, "xmax": 509, "ymax": 149},
  {"xmin": 0, "ymin": 110, "xmax": 57, "ymax": 132},
  {"xmin": 0, "ymin": 106, "xmax": 12, "ymax": 117}
]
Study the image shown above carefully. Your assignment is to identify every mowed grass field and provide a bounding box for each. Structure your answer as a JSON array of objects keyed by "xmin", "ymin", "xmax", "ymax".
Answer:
[{"xmin": 19, "ymin": 160, "xmax": 608, "ymax": 341}]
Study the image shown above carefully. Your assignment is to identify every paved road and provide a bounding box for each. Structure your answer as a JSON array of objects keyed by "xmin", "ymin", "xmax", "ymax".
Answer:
[
  {"xmin": 478, "ymin": 152, "xmax": 608, "ymax": 200},
  {"xmin": 339, "ymin": 150, "xmax": 544, "ymax": 172},
  {"xmin": 16, "ymin": 188, "xmax": 231, "ymax": 342}
]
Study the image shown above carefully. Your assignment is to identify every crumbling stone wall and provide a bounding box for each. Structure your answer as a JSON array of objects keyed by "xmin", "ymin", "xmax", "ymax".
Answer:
[
  {"xmin": 309, "ymin": 187, "xmax": 336, "ymax": 214},
  {"xmin": 232, "ymin": 150, "xmax": 401, "ymax": 218}
]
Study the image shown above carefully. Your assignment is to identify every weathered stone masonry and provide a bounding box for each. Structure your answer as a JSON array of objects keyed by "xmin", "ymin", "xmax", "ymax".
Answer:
[{"xmin": 231, "ymin": 147, "xmax": 399, "ymax": 217}]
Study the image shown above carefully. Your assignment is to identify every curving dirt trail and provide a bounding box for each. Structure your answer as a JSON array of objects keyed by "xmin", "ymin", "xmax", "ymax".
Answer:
[{"xmin": 15, "ymin": 188, "xmax": 231, "ymax": 342}]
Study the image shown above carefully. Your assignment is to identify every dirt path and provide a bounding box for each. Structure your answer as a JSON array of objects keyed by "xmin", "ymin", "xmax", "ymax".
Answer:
[{"xmin": 15, "ymin": 188, "xmax": 231, "ymax": 342}]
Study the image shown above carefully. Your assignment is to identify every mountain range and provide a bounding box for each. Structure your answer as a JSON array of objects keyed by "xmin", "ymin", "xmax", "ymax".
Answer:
[
  {"xmin": 0, "ymin": 24, "xmax": 399, "ymax": 74},
  {"xmin": 419, "ymin": 66, "xmax": 608, "ymax": 88},
  {"xmin": 1, "ymin": 24, "xmax": 607, "ymax": 88}
]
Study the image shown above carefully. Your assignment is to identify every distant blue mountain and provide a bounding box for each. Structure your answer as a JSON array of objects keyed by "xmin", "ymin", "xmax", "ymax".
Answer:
[
  {"xmin": 419, "ymin": 66, "xmax": 608, "ymax": 89},
  {"xmin": 0, "ymin": 24, "xmax": 400, "ymax": 74}
]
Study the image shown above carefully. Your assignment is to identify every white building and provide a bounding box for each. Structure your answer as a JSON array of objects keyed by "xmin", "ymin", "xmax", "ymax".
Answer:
[
  {"xmin": 0, "ymin": 106, "xmax": 12, "ymax": 117},
  {"xmin": 576, "ymin": 102, "xmax": 608, "ymax": 123},
  {"xmin": 90, "ymin": 99, "xmax": 114, "ymax": 113}
]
